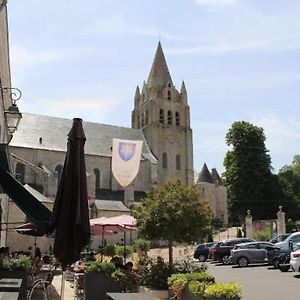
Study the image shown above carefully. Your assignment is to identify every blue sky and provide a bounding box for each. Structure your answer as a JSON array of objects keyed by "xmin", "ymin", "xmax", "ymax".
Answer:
[{"xmin": 6, "ymin": 0, "xmax": 300, "ymax": 174}]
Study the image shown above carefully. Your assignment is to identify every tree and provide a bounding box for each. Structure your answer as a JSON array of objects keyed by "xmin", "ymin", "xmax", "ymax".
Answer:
[
  {"xmin": 223, "ymin": 121, "xmax": 280, "ymax": 222},
  {"xmin": 277, "ymin": 155, "xmax": 300, "ymax": 220},
  {"xmin": 133, "ymin": 181, "xmax": 211, "ymax": 267}
]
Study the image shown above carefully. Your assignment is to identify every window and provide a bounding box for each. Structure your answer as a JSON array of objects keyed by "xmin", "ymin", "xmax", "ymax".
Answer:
[
  {"xmin": 137, "ymin": 114, "xmax": 140, "ymax": 127},
  {"xmin": 167, "ymin": 110, "xmax": 172, "ymax": 125},
  {"xmin": 175, "ymin": 112, "xmax": 180, "ymax": 126},
  {"xmin": 176, "ymin": 155, "xmax": 181, "ymax": 170},
  {"xmin": 162, "ymin": 153, "xmax": 168, "ymax": 168},
  {"xmin": 167, "ymin": 90, "xmax": 171, "ymax": 100},
  {"xmin": 94, "ymin": 168, "xmax": 100, "ymax": 193},
  {"xmin": 15, "ymin": 163, "xmax": 25, "ymax": 183},
  {"xmin": 141, "ymin": 113, "xmax": 145, "ymax": 127},
  {"xmin": 55, "ymin": 165, "xmax": 63, "ymax": 183},
  {"xmin": 159, "ymin": 109, "xmax": 164, "ymax": 124},
  {"xmin": 145, "ymin": 110, "xmax": 149, "ymax": 125}
]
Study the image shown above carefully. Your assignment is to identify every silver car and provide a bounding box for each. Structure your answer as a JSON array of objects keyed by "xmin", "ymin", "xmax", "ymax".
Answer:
[{"xmin": 230, "ymin": 242, "xmax": 274, "ymax": 267}]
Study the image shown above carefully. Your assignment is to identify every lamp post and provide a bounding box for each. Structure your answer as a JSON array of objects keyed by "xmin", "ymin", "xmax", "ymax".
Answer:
[{"xmin": 0, "ymin": 87, "xmax": 22, "ymax": 134}]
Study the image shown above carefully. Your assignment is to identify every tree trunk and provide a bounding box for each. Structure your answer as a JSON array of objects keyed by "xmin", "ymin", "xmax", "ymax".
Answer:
[{"xmin": 168, "ymin": 240, "xmax": 173, "ymax": 267}]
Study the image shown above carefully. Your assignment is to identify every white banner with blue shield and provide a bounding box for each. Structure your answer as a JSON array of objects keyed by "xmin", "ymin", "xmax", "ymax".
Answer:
[{"xmin": 111, "ymin": 138, "xmax": 143, "ymax": 187}]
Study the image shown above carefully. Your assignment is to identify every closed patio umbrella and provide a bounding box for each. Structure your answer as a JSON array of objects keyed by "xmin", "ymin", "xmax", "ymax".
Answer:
[{"xmin": 51, "ymin": 118, "xmax": 90, "ymax": 297}]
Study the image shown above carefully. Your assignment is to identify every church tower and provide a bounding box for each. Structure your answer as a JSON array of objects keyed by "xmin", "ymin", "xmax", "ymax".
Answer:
[{"xmin": 131, "ymin": 42, "xmax": 193, "ymax": 185}]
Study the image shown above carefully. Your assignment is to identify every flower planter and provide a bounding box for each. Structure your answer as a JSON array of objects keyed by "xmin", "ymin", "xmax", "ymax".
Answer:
[
  {"xmin": 206, "ymin": 297, "xmax": 241, "ymax": 300},
  {"xmin": 139, "ymin": 286, "xmax": 169, "ymax": 300},
  {"xmin": 0, "ymin": 269, "xmax": 28, "ymax": 300},
  {"xmin": 84, "ymin": 271, "xmax": 122, "ymax": 300}
]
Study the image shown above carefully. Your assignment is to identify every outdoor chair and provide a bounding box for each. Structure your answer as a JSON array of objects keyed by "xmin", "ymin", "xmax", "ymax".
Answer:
[{"xmin": 27, "ymin": 271, "xmax": 54, "ymax": 300}]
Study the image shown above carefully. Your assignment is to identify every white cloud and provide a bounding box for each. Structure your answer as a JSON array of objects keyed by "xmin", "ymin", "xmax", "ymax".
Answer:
[
  {"xmin": 85, "ymin": 15, "xmax": 185, "ymax": 41},
  {"xmin": 20, "ymin": 96, "xmax": 120, "ymax": 123},
  {"xmin": 195, "ymin": 0, "xmax": 236, "ymax": 7},
  {"xmin": 10, "ymin": 44, "xmax": 96, "ymax": 67}
]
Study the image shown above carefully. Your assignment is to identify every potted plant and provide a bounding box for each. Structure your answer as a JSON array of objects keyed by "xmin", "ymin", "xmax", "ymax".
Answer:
[
  {"xmin": 0, "ymin": 254, "xmax": 32, "ymax": 300},
  {"xmin": 111, "ymin": 268, "xmax": 138, "ymax": 292},
  {"xmin": 137, "ymin": 257, "xmax": 173, "ymax": 300},
  {"xmin": 84, "ymin": 261, "xmax": 122, "ymax": 300},
  {"xmin": 204, "ymin": 282, "xmax": 242, "ymax": 300}
]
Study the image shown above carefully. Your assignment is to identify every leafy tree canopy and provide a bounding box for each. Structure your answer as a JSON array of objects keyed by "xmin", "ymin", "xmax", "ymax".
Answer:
[
  {"xmin": 223, "ymin": 121, "xmax": 279, "ymax": 222},
  {"xmin": 133, "ymin": 181, "xmax": 211, "ymax": 265}
]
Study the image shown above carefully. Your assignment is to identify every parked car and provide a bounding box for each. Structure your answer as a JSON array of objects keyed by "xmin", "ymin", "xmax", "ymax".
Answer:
[
  {"xmin": 209, "ymin": 242, "xmax": 221, "ymax": 260},
  {"xmin": 275, "ymin": 232, "xmax": 300, "ymax": 253},
  {"xmin": 269, "ymin": 234, "xmax": 290, "ymax": 244},
  {"xmin": 230, "ymin": 242, "xmax": 274, "ymax": 267},
  {"xmin": 290, "ymin": 243, "xmax": 300, "ymax": 273},
  {"xmin": 212, "ymin": 238, "xmax": 255, "ymax": 265},
  {"xmin": 193, "ymin": 242, "xmax": 215, "ymax": 262}
]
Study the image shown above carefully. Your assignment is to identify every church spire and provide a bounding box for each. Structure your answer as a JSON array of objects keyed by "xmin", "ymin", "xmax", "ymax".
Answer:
[{"xmin": 147, "ymin": 42, "xmax": 173, "ymax": 89}]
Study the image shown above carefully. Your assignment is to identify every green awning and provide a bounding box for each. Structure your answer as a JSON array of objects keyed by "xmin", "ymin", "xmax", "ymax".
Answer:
[{"xmin": 0, "ymin": 144, "xmax": 52, "ymax": 232}]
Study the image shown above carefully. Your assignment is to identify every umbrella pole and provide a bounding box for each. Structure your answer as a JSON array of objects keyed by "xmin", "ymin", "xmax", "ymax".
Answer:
[
  {"xmin": 101, "ymin": 225, "xmax": 105, "ymax": 262},
  {"xmin": 60, "ymin": 267, "xmax": 66, "ymax": 299},
  {"xmin": 123, "ymin": 230, "xmax": 126, "ymax": 264}
]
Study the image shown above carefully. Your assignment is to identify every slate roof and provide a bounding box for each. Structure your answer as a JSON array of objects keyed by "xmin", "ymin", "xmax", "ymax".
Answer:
[
  {"xmin": 147, "ymin": 42, "xmax": 173, "ymax": 88},
  {"xmin": 197, "ymin": 163, "xmax": 214, "ymax": 184},
  {"xmin": 10, "ymin": 113, "xmax": 157, "ymax": 163},
  {"xmin": 94, "ymin": 200, "xmax": 131, "ymax": 212},
  {"xmin": 211, "ymin": 168, "xmax": 223, "ymax": 186},
  {"xmin": 96, "ymin": 188, "xmax": 146, "ymax": 202}
]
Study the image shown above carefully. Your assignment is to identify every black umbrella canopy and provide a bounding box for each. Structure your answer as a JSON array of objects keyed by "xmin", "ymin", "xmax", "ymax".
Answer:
[{"xmin": 51, "ymin": 118, "xmax": 91, "ymax": 266}]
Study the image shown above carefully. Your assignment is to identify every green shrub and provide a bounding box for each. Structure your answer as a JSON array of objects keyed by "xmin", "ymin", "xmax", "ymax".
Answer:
[
  {"xmin": 115, "ymin": 245, "xmax": 134, "ymax": 258},
  {"xmin": 111, "ymin": 268, "xmax": 138, "ymax": 292},
  {"xmin": 99, "ymin": 245, "xmax": 115, "ymax": 257},
  {"xmin": 168, "ymin": 274, "xmax": 188, "ymax": 300},
  {"xmin": 253, "ymin": 226, "xmax": 272, "ymax": 241},
  {"xmin": 237, "ymin": 228, "xmax": 242, "ymax": 238},
  {"xmin": 188, "ymin": 281, "xmax": 208, "ymax": 300},
  {"xmin": 204, "ymin": 282, "xmax": 242, "ymax": 298},
  {"xmin": 173, "ymin": 258, "xmax": 207, "ymax": 273},
  {"xmin": 133, "ymin": 239, "xmax": 150, "ymax": 254},
  {"xmin": 0, "ymin": 255, "xmax": 32, "ymax": 271},
  {"xmin": 168, "ymin": 273, "xmax": 215, "ymax": 300},
  {"xmin": 185, "ymin": 272, "xmax": 215, "ymax": 284},
  {"xmin": 84, "ymin": 261, "xmax": 115, "ymax": 274}
]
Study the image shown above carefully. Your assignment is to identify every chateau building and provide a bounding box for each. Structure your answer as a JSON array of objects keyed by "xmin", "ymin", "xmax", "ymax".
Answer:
[{"xmin": 5, "ymin": 42, "xmax": 228, "ymax": 250}]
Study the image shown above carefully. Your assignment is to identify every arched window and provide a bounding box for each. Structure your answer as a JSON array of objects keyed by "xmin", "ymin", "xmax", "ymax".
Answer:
[
  {"xmin": 167, "ymin": 110, "xmax": 172, "ymax": 125},
  {"xmin": 94, "ymin": 168, "xmax": 100, "ymax": 194},
  {"xmin": 167, "ymin": 90, "xmax": 171, "ymax": 100},
  {"xmin": 145, "ymin": 110, "xmax": 149, "ymax": 125},
  {"xmin": 55, "ymin": 165, "xmax": 63, "ymax": 183},
  {"xmin": 159, "ymin": 109, "xmax": 164, "ymax": 124},
  {"xmin": 15, "ymin": 163, "xmax": 25, "ymax": 183},
  {"xmin": 162, "ymin": 153, "xmax": 168, "ymax": 169},
  {"xmin": 175, "ymin": 112, "xmax": 180, "ymax": 126},
  {"xmin": 176, "ymin": 155, "xmax": 181, "ymax": 170}
]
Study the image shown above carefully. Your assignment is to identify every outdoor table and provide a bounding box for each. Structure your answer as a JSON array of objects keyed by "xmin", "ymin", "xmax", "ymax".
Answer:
[
  {"xmin": 0, "ymin": 291, "xmax": 19, "ymax": 300},
  {"xmin": 106, "ymin": 293, "xmax": 161, "ymax": 300},
  {"xmin": 0, "ymin": 278, "xmax": 22, "ymax": 292}
]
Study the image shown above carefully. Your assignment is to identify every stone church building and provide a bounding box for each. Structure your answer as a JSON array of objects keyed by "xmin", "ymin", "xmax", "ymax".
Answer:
[{"xmin": 6, "ymin": 43, "xmax": 227, "ymax": 251}]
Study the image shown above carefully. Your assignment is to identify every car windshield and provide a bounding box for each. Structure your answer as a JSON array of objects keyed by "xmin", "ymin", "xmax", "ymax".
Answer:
[{"xmin": 293, "ymin": 243, "xmax": 300, "ymax": 252}]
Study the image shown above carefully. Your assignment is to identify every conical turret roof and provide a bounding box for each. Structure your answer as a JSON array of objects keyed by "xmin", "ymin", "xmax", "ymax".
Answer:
[
  {"xmin": 147, "ymin": 42, "xmax": 173, "ymax": 88},
  {"xmin": 197, "ymin": 163, "xmax": 214, "ymax": 184},
  {"xmin": 180, "ymin": 81, "xmax": 187, "ymax": 94},
  {"xmin": 211, "ymin": 168, "xmax": 223, "ymax": 186}
]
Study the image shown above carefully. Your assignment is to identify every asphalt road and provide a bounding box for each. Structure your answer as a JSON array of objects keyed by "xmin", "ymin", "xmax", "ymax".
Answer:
[{"xmin": 207, "ymin": 262, "xmax": 300, "ymax": 300}]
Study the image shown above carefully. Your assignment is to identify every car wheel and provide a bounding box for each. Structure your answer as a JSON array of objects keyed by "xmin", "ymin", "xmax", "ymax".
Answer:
[
  {"xmin": 238, "ymin": 257, "xmax": 248, "ymax": 267},
  {"xmin": 198, "ymin": 255, "xmax": 207, "ymax": 262},
  {"xmin": 222, "ymin": 255, "xmax": 231, "ymax": 265},
  {"xmin": 279, "ymin": 265, "xmax": 290, "ymax": 272}
]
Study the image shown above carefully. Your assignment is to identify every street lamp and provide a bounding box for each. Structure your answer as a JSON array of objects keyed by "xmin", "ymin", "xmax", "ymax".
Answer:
[{"xmin": 1, "ymin": 87, "xmax": 22, "ymax": 134}]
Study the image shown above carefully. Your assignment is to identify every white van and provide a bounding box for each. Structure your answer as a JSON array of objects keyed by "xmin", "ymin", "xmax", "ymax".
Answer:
[{"xmin": 275, "ymin": 232, "xmax": 300, "ymax": 252}]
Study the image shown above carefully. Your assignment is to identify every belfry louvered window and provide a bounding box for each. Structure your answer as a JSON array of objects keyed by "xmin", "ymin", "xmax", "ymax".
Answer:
[
  {"xmin": 176, "ymin": 155, "xmax": 181, "ymax": 170},
  {"xmin": 168, "ymin": 110, "xmax": 172, "ymax": 125},
  {"xmin": 175, "ymin": 112, "xmax": 180, "ymax": 126},
  {"xmin": 159, "ymin": 109, "xmax": 164, "ymax": 124}
]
